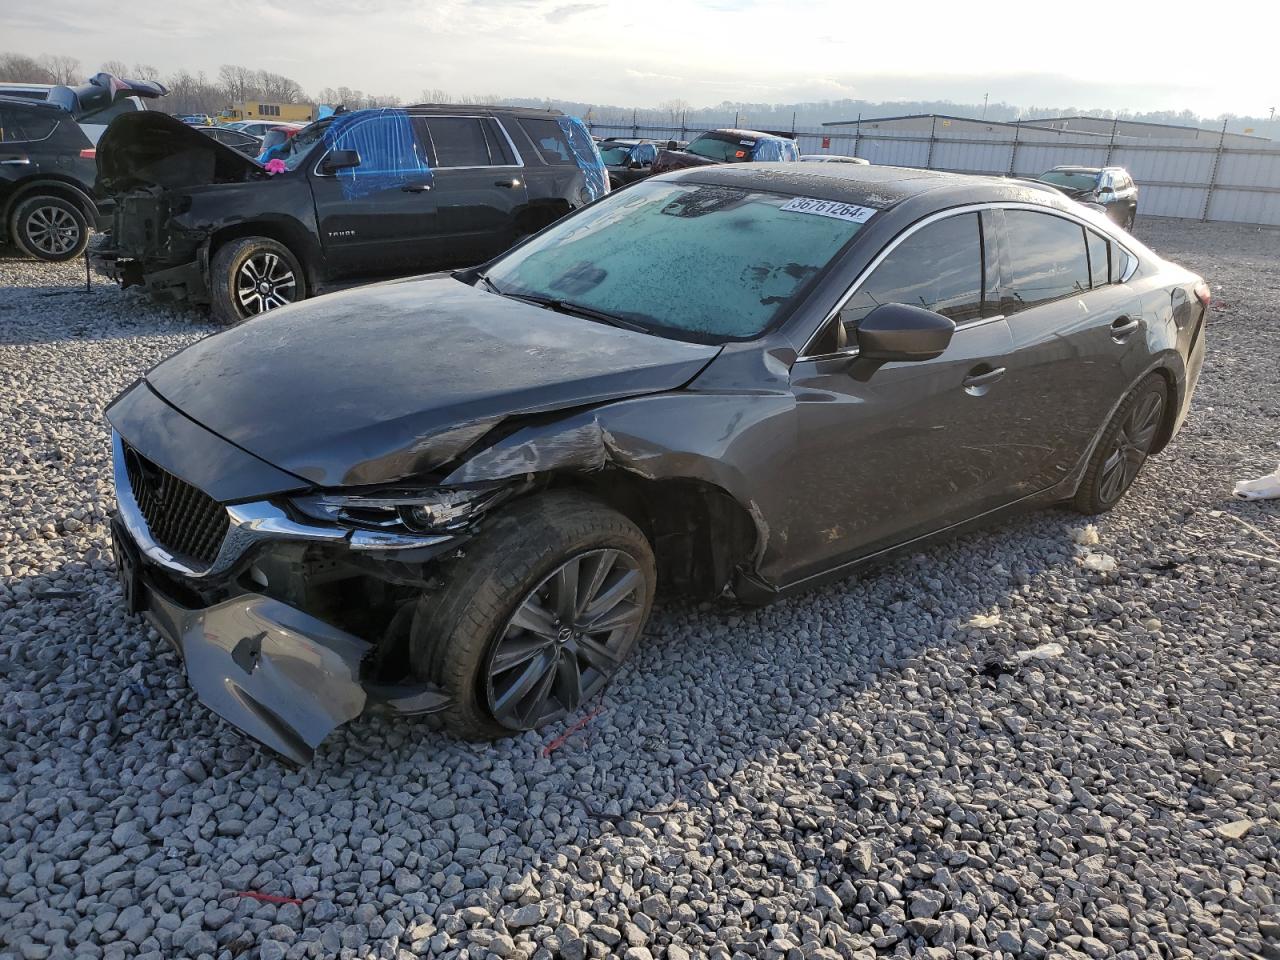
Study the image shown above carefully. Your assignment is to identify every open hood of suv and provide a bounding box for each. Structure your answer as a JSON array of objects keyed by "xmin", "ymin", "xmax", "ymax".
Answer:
[{"xmin": 96, "ymin": 111, "xmax": 266, "ymax": 195}]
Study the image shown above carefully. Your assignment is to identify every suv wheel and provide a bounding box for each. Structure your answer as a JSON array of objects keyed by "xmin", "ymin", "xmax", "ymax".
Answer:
[
  {"xmin": 11, "ymin": 195, "xmax": 89, "ymax": 262},
  {"xmin": 411, "ymin": 491, "xmax": 656, "ymax": 740},
  {"xmin": 1071, "ymin": 374, "xmax": 1167, "ymax": 514},
  {"xmin": 210, "ymin": 236, "xmax": 307, "ymax": 324}
]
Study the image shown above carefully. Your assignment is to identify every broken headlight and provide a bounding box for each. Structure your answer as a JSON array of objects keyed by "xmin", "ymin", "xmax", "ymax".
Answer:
[{"xmin": 291, "ymin": 486, "xmax": 505, "ymax": 535}]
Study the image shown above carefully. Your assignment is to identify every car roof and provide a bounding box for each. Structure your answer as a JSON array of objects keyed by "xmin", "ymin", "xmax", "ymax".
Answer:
[
  {"xmin": 698, "ymin": 127, "xmax": 788, "ymax": 141},
  {"xmin": 1049, "ymin": 165, "xmax": 1106, "ymax": 174},
  {"xmin": 661, "ymin": 162, "xmax": 1071, "ymax": 209},
  {"xmin": 0, "ymin": 94, "xmax": 68, "ymax": 114},
  {"xmin": 402, "ymin": 103, "xmax": 564, "ymax": 119}
]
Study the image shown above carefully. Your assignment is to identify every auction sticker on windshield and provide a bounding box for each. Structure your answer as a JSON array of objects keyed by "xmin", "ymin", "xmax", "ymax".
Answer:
[{"xmin": 780, "ymin": 197, "xmax": 878, "ymax": 223}]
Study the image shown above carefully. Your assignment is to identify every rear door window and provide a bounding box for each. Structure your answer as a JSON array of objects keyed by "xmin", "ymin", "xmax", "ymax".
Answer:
[
  {"xmin": 420, "ymin": 117, "xmax": 492, "ymax": 167},
  {"xmin": 838, "ymin": 213, "xmax": 987, "ymax": 336},
  {"xmin": 516, "ymin": 117, "xmax": 577, "ymax": 165},
  {"xmin": 0, "ymin": 106, "xmax": 58, "ymax": 142},
  {"xmin": 1001, "ymin": 210, "xmax": 1092, "ymax": 311}
]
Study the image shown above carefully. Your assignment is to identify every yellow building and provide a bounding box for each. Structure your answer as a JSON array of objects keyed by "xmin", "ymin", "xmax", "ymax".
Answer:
[{"xmin": 226, "ymin": 101, "xmax": 315, "ymax": 123}]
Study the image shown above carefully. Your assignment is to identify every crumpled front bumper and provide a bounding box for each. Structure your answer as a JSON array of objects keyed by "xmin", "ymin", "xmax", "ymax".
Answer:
[{"xmin": 143, "ymin": 581, "xmax": 374, "ymax": 765}]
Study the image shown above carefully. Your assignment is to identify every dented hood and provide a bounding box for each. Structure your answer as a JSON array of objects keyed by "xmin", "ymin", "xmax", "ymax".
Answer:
[
  {"xmin": 145, "ymin": 275, "xmax": 720, "ymax": 488},
  {"xmin": 96, "ymin": 111, "xmax": 266, "ymax": 195}
]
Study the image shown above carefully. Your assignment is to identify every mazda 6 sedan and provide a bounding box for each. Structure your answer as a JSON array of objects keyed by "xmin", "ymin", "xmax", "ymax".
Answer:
[{"xmin": 106, "ymin": 163, "xmax": 1209, "ymax": 763}]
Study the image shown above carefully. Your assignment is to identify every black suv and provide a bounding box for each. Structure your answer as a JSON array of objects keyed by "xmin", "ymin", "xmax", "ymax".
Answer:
[
  {"xmin": 0, "ymin": 97, "xmax": 106, "ymax": 261},
  {"xmin": 93, "ymin": 105, "xmax": 609, "ymax": 322},
  {"xmin": 1036, "ymin": 165, "xmax": 1138, "ymax": 229}
]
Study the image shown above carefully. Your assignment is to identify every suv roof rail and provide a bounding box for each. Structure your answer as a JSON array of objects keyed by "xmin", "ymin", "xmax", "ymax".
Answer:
[{"xmin": 403, "ymin": 102, "xmax": 565, "ymax": 117}]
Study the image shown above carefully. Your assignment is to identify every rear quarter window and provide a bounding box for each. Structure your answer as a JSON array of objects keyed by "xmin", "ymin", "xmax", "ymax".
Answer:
[
  {"xmin": 516, "ymin": 118, "xmax": 577, "ymax": 165},
  {"xmin": 1001, "ymin": 210, "xmax": 1092, "ymax": 312},
  {"xmin": 0, "ymin": 107, "xmax": 58, "ymax": 143}
]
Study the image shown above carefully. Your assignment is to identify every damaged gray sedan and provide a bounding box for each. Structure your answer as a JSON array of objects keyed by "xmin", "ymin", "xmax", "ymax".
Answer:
[{"xmin": 107, "ymin": 163, "xmax": 1209, "ymax": 763}]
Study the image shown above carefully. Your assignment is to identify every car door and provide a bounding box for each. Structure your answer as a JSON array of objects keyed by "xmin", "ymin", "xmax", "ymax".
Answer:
[
  {"xmin": 308, "ymin": 112, "xmax": 439, "ymax": 278},
  {"xmin": 0, "ymin": 104, "xmax": 66, "ymax": 185},
  {"xmin": 781, "ymin": 210, "xmax": 1021, "ymax": 584},
  {"xmin": 988, "ymin": 207, "xmax": 1145, "ymax": 492},
  {"xmin": 415, "ymin": 115, "xmax": 529, "ymax": 264}
]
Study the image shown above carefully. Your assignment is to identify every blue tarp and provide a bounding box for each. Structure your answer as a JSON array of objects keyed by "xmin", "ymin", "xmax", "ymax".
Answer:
[
  {"xmin": 323, "ymin": 108, "xmax": 433, "ymax": 199},
  {"xmin": 556, "ymin": 116, "xmax": 609, "ymax": 201}
]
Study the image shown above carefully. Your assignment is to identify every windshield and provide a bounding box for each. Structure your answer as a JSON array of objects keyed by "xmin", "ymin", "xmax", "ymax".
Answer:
[
  {"xmin": 277, "ymin": 120, "xmax": 330, "ymax": 170},
  {"xmin": 598, "ymin": 145, "xmax": 631, "ymax": 164},
  {"xmin": 483, "ymin": 180, "xmax": 871, "ymax": 342},
  {"xmin": 686, "ymin": 133, "xmax": 756, "ymax": 162},
  {"xmin": 1039, "ymin": 170, "xmax": 1100, "ymax": 191}
]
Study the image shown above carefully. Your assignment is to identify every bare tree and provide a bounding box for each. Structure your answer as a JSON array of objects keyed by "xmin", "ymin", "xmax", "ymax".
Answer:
[
  {"xmin": 0, "ymin": 52, "xmax": 54, "ymax": 82},
  {"xmin": 420, "ymin": 88, "xmax": 452, "ymax": 104},
  {"xmin": 132, "ymin": 63, "xmax": 161, "ymax": 81},
  {"xmin": 40, "ymin": 53, "xmax": 81, "ymax": 85},
  {"xmin": 658, "ymin": 98, "xmax": 691, "ymax": 125},
  {"xmin": 165, "ymin": 70, "xmax": 225, "ymax": 117},
  {"xmin": 100, "ymin": 59, "xmax": 130, "ymax": 77}
]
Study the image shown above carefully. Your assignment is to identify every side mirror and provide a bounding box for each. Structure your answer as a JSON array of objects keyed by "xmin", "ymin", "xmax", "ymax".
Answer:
[
  {"xmin": 666, "ymin": 140, "xmax": 678, "ymax": 150},
  {"xmin": 319, "ymin": 149, "xmax": 361, "ymax": 175},
  {"xmin": 857, "ymin": 303, "xmax": 955, "ymax": 363},
  {"xmin": 628, "ymin": 158, "xmax": 643, "ymax": 169},
  {"xmin": 1098, "ymin": 185, "xmax": 1115, "ymax": 196}
]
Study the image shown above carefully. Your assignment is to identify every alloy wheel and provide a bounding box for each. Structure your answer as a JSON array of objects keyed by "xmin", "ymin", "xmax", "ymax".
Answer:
[
  {"xmin": 485, "ymin": 548, "xmax": 647, "ymax": 730},
  {"xmin": 1098, "ymin": 390, "xmax": 1164, "ymax": 505},
  {"xmin": 235, "ymin": 252, "xmax": 297, "ymax": 315},
  {"xmin": 24, "ymin": 205, "xmax": 81, "ymax": 256}
]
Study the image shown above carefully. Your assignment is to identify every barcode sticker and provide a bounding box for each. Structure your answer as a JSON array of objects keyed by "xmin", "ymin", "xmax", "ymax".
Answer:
[{"xmin": 780, "ymin": 197, "xmax": 878, "ymax": 223}]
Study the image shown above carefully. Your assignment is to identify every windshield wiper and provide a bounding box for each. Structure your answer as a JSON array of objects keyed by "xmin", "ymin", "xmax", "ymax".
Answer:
[
  {"xmin": 475, "ymin": 273, "xmax": 504, "ymax": 295},
  {"xmin": 505, "ymin": 292, "xmax": 648, "ymax": 333}
]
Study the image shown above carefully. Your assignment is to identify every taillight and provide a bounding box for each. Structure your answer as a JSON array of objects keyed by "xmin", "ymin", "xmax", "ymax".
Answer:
[
  {"xmin": 1194, "ymin": 281, "xmax": 1211, "ymax": 308},
  {"xmin": 79, "ymin": 148, "xmax": 96, "ymax": 159}
]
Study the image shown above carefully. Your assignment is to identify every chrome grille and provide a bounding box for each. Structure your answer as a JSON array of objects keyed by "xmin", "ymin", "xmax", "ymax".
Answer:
[{"xmin": 122, "ymin": 443, "xmax": 228, "ymax": 567}]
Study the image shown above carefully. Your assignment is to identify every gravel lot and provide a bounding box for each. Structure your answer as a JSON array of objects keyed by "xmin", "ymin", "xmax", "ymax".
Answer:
[{"xmin": 1, "ymin": 219, "xmax": 1278, "ymax": 960}]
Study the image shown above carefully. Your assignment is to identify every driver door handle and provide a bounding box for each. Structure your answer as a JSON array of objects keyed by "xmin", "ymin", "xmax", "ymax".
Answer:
[
  {"xmin": 400, "ymin": 183, "xmax": 432, "ymax": 193},
  {"xmin": 0, "ymin": 156, "xmax": 31, "ymax": 165},
  {"xmin": 962, "ymin": 366, "xmax": 1006, "ymax": 388},
  {"xmin": 494, "ymin": 178, "xmax": 521, "ymax": 188}
]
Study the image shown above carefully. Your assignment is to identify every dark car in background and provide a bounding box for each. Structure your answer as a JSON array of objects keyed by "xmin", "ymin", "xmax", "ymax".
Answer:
[
  {"xmin": 0, "ymin": 96, "xmax": 105, "ymax": 260},
  {"xmin": 598, "ymin": 138, "xmax": 659, "ymax": 188},
  {"xmin": 106, "ymin": 162, "xmax": 1208, "ymax": 762},
  {"xmin": 1037, "ymin": 165, "xmax": 1138, "ymax": 229},
  {"xmin": 198, "ymin": 126, "xmax": 263, "ymax": 157},
  {"xmin": 92, "ymin": 105, "xmax": 608, "ymax": 323},
  {"xmin": 650, "ymin": 128, "xmax": 799, "ymax": 175}
]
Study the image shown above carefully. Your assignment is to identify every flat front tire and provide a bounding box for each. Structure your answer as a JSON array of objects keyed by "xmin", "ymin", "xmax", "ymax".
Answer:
[
  {"xmin": 411, "ymin": 491, "xmax": 656, "ymax": 741},
  {"xmin": 1071, "ymin": 373, "xmax": 1168, "ymax": 514},
  {"xmin": 209, "ymin": 236, "xmax": 306, "ymax": 325}
]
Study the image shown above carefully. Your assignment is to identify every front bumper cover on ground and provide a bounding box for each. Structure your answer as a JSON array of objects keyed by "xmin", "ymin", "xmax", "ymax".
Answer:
[{"xmin": 145, "ymin": 584, "xmax": 373, "ymax": 765}]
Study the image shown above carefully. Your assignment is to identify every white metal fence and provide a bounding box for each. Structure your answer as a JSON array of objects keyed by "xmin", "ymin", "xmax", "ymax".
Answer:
[{"xmin": 585, "ymin": 121, "xmax": 1280, "ymax": 227}]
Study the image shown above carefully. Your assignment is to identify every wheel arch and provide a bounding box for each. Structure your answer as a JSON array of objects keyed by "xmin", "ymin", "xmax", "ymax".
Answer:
[
  {"xmin": 206, "ymin": 217, "xmax": 324, "ymax": 288},
  {"xmin": 3, "ymin": 177, "xmax": 99, "ymax": 227},
  {"xmin": 542, "ymin": 471, "xmax": 759, "ymax": 601}
]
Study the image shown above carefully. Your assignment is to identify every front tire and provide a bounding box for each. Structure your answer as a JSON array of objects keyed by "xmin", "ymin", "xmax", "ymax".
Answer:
[
  {"xmin": 11, "ymin": 195, "xmax": 89, "ymax": 262},
  {"xmin": 1071, "ymin": 373, "xmax": 1167, "ymax": 514},
  {"xmin": 411, "ymin": 491, "xmax": 656, "ymax": 740},
  {"xmin": 209, "ymin": 236, "xmax": 306, "ymax": 325}
]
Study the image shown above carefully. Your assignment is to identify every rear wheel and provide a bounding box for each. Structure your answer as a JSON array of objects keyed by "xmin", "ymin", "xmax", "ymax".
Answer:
[
  {"xmin": 1071, "ymin": 374, "xmax": 1167, "ymax": 514},
  {"xmin": 209, "ymin": 236, "xmax": 306, "ymax": 324},
  {"xmin": 11, "ymin": 195, "xmax": 89, "ymax": 262},
  {"xmin": 411, "ymin": 491, "xmax": 656, "ymax": 740}
]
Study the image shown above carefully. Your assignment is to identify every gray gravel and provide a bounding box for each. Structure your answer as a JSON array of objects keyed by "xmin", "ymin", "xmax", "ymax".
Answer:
[{"xmin": 2, "ymin": 219, "xmax": 1278, "ymax": 960}]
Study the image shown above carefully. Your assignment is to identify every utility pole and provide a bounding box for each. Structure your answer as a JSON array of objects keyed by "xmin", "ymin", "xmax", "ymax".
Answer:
[{"xmin": 982, "ymin": 92, "xmax": 988, "ymax": 120}]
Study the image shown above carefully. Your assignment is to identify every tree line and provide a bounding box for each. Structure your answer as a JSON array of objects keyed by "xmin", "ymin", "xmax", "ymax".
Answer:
[{"xmin": 3, "ymin": 51, "xmax": 1275, "ymax": 140}]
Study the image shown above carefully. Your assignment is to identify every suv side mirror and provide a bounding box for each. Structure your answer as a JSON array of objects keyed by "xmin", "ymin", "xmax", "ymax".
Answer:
[
  {"xmin": 666, "ymin": 140, "xmax": 678, "ymax": 150},
  {"xmin": 857, "ymin": 303, "xmax": 955, "ymax": 362},
  {"xmin": 319, "ymin": 149, "xmax": 361, "ymax": 175}
]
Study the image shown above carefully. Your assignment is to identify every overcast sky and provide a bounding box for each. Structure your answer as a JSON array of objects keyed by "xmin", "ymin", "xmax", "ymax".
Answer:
[{"xmin": 10, "ymin": 0, "xmax": 1276, "ymax": 116}]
